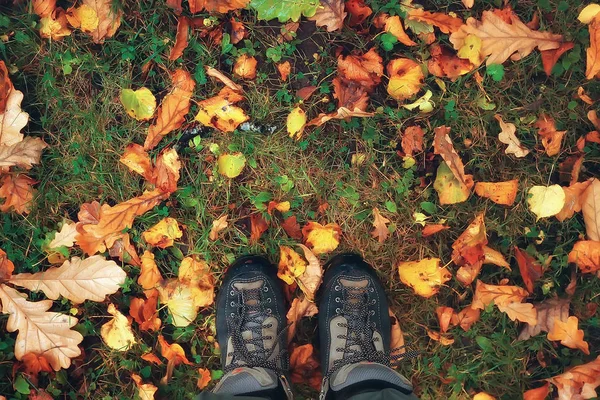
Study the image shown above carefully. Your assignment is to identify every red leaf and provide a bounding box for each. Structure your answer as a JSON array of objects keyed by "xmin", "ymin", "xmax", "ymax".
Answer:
[
  {"xmin": 514, "ymin": 247, "xmax": 543, "ymax": 293},
  {"xmin": 540, "ymin": 42, "xmax": 574, "ymax": 76}
]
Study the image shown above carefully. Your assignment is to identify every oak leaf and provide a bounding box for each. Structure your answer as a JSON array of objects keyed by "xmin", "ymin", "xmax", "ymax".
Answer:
[
  {"xmin": 152, "ymin": 148, "xmax": 181, "ymax": 194},
  {"xmin": 514, "ymin": 247, "xmax": 543, "ymax": 293},
  {"xmin": 197, "ymin": 368, "xmax": 211, "ymax": 390},
  {"xmin": 302, "ymin": 221, "xmax": 342, "ymax": 254},
  {"xmin": 8, "ymin": 255, "xmax": 126, "ymax": 304},
  {"xmin": 471, "ymin": 280, "xmax": 528, "ymax": 310},
  {"xmin": 518, "ymin": 298, "xmax": 570, "ymax": 341},
  {"xmin": 296, "ymin": 244, "xmax": 322, "ymax": 301},
  {"xmin": 547, "ymin": 316, "xmax": 590, "ymax": 354},
  {"xmin": 345, "ymin": 0, "xmax": 372, "ymax": 26},
  {"xmin": 527, "ymin": 185, "xmax": 566, "ymax": 220},
  {"xmin": 386, "ymin": 58, "xmax": 424, "ymax": 101},
  {"xmin": 108, "ymin": 233, "xmax": 141, "ymax": 267},
  {"xmin": 474, "ymin": 180, "xmax": 518, "ymax": 206},
  {"xmin": 451, "ymin": 306, "xmax": 480, "ymax": 331},
  {"xmin": 449, "ymin": 10, "xmax": 563, "ymax": 66},
  {"xmin": 398, "ymin": 258, "xmax": 451, "ymax": 298},
  {"xmin": 401, "ymin": 125, "xmax": 424, "ymax": 156},
  {"xmin": 142, "ymin": 217, "xmax": 182, "ymax": 248},
  {"xmin": 495, "ymin": 114, "xmax": 529, "ymax": 157},
  {"xmin": 0, "ymin": 84, "xmax": 29, "ymax": 146},
  {"xmin": 523, "ymin": 383, "xmax": 550, "ymax": 400},
  {"xmin": 129, "ymin": 292, "xmax": 161, "ymax": 332},
  {"xmin": 0, "ymin": 248, "xmax": 15, "ymax": 280},
  {"xmin": 0, "ymin": 174, "xmax": 37, "ymax": 214},
  {"xmin": 0, "ymin": 137, "xmax": 47, "ymax": 169},
  {"xmin": 535, "ymin": 114, "xmax": 566, "ymax": 156},
  {"xmin": 278, "ymin": 246, "xmax": 307, "ymax": 285},
  {"xmin": 547, "ymin": 356, "xmax": 600, "ymax": 400},
  {"xmin": 119, "ymin": 143, "xmax": 153, "ymax": 180},
  {"xmin": 233, "ymin": 54, "xmax": 257, "ymax": 80},
  {"xmin": 433, "ymin": 126, "xmax": 474, "ymax": 193},
  {"xmin": 47, "ymin": 221, "xmax": 77, "ymax": 250},
  {"xmin": 209, "ymin": 214, "xmax": 228, "ymax": 241},
  {"xmin": 195, "ymin": 87, "xmax": 249, "ymax": 132},
  {"xmin": 100, "ymin": 303, "xmax": 137, "ymax": 351},
  {"xmin": 0, "ymin": 284, "xmax": 83, "ymax": 371},
  {"xmin": 309, "ymin": 0, "xmax": 347, "ymax": 32},
  {"xmin": 581, "ymin": 178, "xmax": 600, "ymax": 241},
  {"xmin": 496, "ymin": 301, "xmax": 537, "ymax": 325},
  {"xmin": 131, "ymin": 374, "xmax": 158, "ymax": 400},
  {"xmin": 568, "ymin": 241, "xmax": 600, "ymax": 274},
  {"xmin": 337, "ymin": 48, "xmax": 383, "ymax": 92},
  {"xmin": 286, "ymin": 296, "xmax": 318, "ymax": 343},
  {"xmin": 169, "ymin": 17, "xmax": 190, "ymax": 61},
  {"xmin": 144, "ymin": 69, "xmax": 195, "ymax": 150},
  {"xmin": 407, "ymin": 9, "xmax": 463, "ymax": 34},
  {"xmin": 371, "ymin": 207, "xmax": 390, "ymax": 243}
]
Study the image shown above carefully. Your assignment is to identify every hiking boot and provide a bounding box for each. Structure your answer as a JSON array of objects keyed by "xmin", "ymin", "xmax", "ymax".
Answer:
[
  {"xmin": 213, "ymin": 255, "xmax": 292, "ymax": 399},
  {"xmin": 318, "ymin": 254, "xmax": 415, "ymax": 400}
]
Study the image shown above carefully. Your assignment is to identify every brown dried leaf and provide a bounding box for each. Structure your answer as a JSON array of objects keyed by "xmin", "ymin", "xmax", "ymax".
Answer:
[
  {"xmin": 286, "ymin": 296, "xmax": 318, "ymax": 343},
  {"xmin": 0, "ymin": 174, "xmax": 36, "ymax": 214},
  {"xmin": 169, "ymin": 17, "xmax": 190, "ymax": 61},
  {"xmin": 581, "ymin": 178, "xmax": 600, "ymax": 241},
  {"xmin": 495, "ymin": 114, "xmax": 530, "ymax": 157},
  {"xmin": 309, "ymin": 0, "xmax": 347, "ymax": 32},
  {"xmin": 296, "ymin": 244, "xmax": 323, "ymax": 301},
  {"xmin": 433, "ymin": 126, "xmax": 474, "ymax": 192},
  {"xmin": 401, "ymin": 125, "xmax": 424, "ymax": 156},
  {"xmin": 371, "ymin": 207, "xmax": 390, "ymax": 243}
]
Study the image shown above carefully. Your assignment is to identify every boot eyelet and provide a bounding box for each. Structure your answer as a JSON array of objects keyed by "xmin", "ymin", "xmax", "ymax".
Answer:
[
  {"xmin": 369, "ymin": 287, "xmax": 374, "ymax": 292},
  {"xmin": 371, "ymin": 300, "xmax": 376, "ymax": 305},
  {"xmin": 230, "ymin": 290, "xmax": 235, "ymax": 296},
  {"xmin": 335, "ymin": 298, "xmax": 340, "ymax": 303},
  {"xmin": 369, "ymin": 310, "xmax": 375, "ymax": 315},
  {"xmin": 266, "ymin": 298, "xmax": 272, "ymax": 303},
  {"xmin": 335, "ymin": 308, "xmax": 341, "ymax": 314},
  {"xmin": 334, "ymin": 285, "xmax": 341, "ymax": 291},
  {"xmin": 230, "ymin": 302, "xmax": 235, "ymax": 307},
  {"xmin": 263, "ymin": 286, "xmax": 269, "ymax": 292},
  {"xmin": 230, "ymin": 313, "xmax": 235, "ymax": 317},
  {"xmin": 267, "ymin": 308, "xmax": 272, "ymax": 314}
]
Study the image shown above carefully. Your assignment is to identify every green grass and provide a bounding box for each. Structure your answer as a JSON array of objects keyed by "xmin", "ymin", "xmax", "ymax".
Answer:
[{"xmin": 1, "ymin": 0, "xmax": 600, "ymax": 399}]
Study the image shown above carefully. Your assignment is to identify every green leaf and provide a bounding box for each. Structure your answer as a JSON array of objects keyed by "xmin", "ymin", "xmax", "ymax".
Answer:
[
  {"xmin": 250, "ymin": 0, "xmax": 320, "ymax": 22},
  {"xmin": 379, "ymin": 33, "xmax": 398, "ymax": 51},
  {"xmin": 217, "ymin": 153, "xmax": 246, "ymax": 178},
  {"xmin": 14, "ymin": 375, "xmax": 30, "ymax": 395},
  {"xmin": 486, "ymin": 64, "xmax": 505, "ymax": 82},
  {"xmin": 476, "ymin": 336, "xmax": 493, "ymax": 352},
  {"xmin": 120, "ymin": 88, "xmax": 157, "ymax": 121},
  {"xmin": 385, "ymin": 201, "xmax": 398, "ymax": 213},
  {"xmin": 420, "ymin": 201, "xmax": 436, "ymax": 214}
]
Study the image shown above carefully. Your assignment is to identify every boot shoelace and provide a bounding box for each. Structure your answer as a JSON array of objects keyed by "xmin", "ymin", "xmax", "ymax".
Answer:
[
  {"xmin": 224, "ymin": 286, "xmax": 288, "ymax": 375},
  {"xmin": 326, "ymin": 286, "xmax": 418, "ymax": 380}
]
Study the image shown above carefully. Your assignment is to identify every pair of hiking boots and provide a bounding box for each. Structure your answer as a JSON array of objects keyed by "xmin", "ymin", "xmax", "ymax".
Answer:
[{"xmin": 212, "ymin": 254, "xmax": 416, "ymax": 400}]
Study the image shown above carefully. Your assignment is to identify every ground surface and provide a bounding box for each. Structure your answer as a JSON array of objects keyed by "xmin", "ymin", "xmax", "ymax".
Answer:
[{"xmin": 1, "ymin": 0, "xmax": 600, "ymax": 399}]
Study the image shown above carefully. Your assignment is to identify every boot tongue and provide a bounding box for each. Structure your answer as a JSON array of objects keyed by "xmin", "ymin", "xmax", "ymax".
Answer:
[{"xmin": 329, "ymin": 362, "xmax": 413, "ymax": 393}]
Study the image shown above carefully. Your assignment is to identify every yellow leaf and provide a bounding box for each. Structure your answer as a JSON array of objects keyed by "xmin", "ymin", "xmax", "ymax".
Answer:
[
  {"xmin": 67, "ymin": 0, "xmax": 122, "ymax": 43},
  {"xmin": 371, "ymin": 207, "xmax": 390, "ymax": 243},
  {"xmin": 473, "ymin": 393, "xmax": 496, "ymax": 400},
  {"xmin": 287, "ymin": 107, "xmax": 307, "ymax": 140},
  {"xmin": 386, "ymin": 58, "xmax": 424, "ymax": 101},
  {"xmin": 119, "ymin": 143, "xmax": 153, "ymax": 180},
  {"xmin": 578, "ymin": 4, "xmax": 600, "ymax": 24},
  {"xmin": 457, "ymin": 34, "xmax": 483, "ymax": 65},
  {"xmin": 68, "ymin": 4, "xmax": 99, "ymax": 32},
  {"xmin": 527, "ymin": 185, "xmax": 566, "ymax": 220},
  {"xmin": 474, "ymin": 180, "xmax": 519, "ymax": 206},
  {"xmin": 100, "ymin": 303, "xmax": 137, "ymax": 351},
  {"xmin": 139, "ymin": 251, "xmax": 163, "ymax": 290},
  {"xmin": 277, "ymin": 246, "xmax": 307, "ymax": 285},
  {"xmin": 39, "ymin": 10, "xmax": 72, "ymax": 40},
  {"xmin": 8, "ymin": 255, "xmax": 126, "ymax": 304},
  {"xmin": 433, "ymin": 162, "xmax": 470, "ymax": 205},
  {"xmin": 120, "ymin": 87, "xmax": 157, "ymax": 121},
  {"xmin": 217, "ymin": 152, "xmax": 246, "ymax": 178},
  {"xmin": 131, "ymin": 374, "xmax": 158, "ymax": 400},
  {"xmin": 494, "ymin": 114, "xmax": 530, "ymax": 157},
  {"xmin": 142, "ymin": 217, "xmax": 182, "ymax": 248},
  {"xmin": 397, "ymin": 258, "xmax": 451, "ymax": 298},
  {"xmin": 195, "ymin": 87, "xmax": 249, "ymax": 132},
  {"xmin": 302, "ymin": 221, "xmax": 342, "ymax": 255},
  {"xmin": 402, "ymin": 90, "xmax": 434, "ymax": 113},
  {"xmin": 233, "ymin": 54, "xmax": 257, "ymax": 79}
]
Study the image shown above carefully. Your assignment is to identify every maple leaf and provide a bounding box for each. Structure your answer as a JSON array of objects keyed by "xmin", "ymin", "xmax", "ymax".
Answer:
[
  {"xmin": 67, "ymin": 0, "xmax": 122, "ymax": 43},
  {"xmin": 100, "ymin": 303, "xmax": 137, "ymax": 351},
  {"xmin": 209, "ymin": 214, "xmax": 228, "ymax": 241},
  {"xmin": 282, "ymin": 216, "xmax": 303, "ymax": 240},
  {"xmin": 302, "ymin": 221, "xmax": 342, "ymax": 254},
  {"xmin": 474, "ymin": 180, "xmax": 519, "ymax": 206},
  {"xmin": 568, "ymin": 241, "xmax": 600, "ymax": 274},
  {"xmin": 195, "ymin": 87, "xmax": 249, "ymax": 132},
  {"xmin": 449, "ymin": 10, "xmax": 564, "ymax": 66},
  {"xmin": 277, "ymin": 61, "xmax": 291, "ymax": 80},
  {"xmin": 471, "ymin": 280, "xmax": 528, "ymax": 310},
  {"xmin": 8, "ymin": 255, "xmax": 126, "ymax": 304},
  {"xmin": 278, "ymin": 246, "xmax": 307, "ymax": 285},
  {"xmin": 494, "ymin": 114, "xmax": 530, "ymax": 157},
  {"xmin": 129, "ymin": 292, "xmax": 161, "ymax": 332},
  {"xmin": 0, "ymin": 174, "xmax": 37, "ymax": 214},
  {"xmin": 337, "ymin": 48, "xmax": 383, "ymax": 92},
  {"xmin": 290, "ymin": 344, "xmax": 322, "ymax": 391},
  {"xmin": 436, "ymin": 306, "xmax": 455, "ymax": 333},
  {"xmin": 547, "ymin": 356, "xmax": 600, "ymax": 400},
  {"xmin": 397, "ymin": 258, "xmax": 451, "ymax": 298},
  {"xmin": 371, "ymin": 207, "xmax": 390, "ymax": 243},
  {"xmin": 309, "ymin": 0, "xmax": 347, "ymax": 32},
  {"xmin": 144, "ymin": 69, "xmax": 195, "ymax": 150},
  {"xmin": 547, "ymin": 316, "xmax": 590, "ymax": 354},
  {"xmin": 296, "ymin": 244, "xmax": 322, "ymax": 301},
  {"xmin": 514, "ymin": 247, "xmax": 543, "ymax": 293},
  {"xmin": 433, "ymin": 126, "xmax": 474, "ymax": 193},
  {"xmin": 76, "ymin": 189, "xmax": 168, "ymax": 255},
  {"xmin": 345, "ymin": 0, "xmax": 372, "ymax": 26},
  {"xmin": 581, "ymin": 178, "xmax": 600, "ymax": 241},
  {"xmin": 0, "ymin": 248, "xmax": 15, "ymax": 280},
  {"xmin": 535, "ymin": 114, "xmax": 566, "ymax": 156},
  {"xmin": 386, "ymin": 58, "xmax": 424, "ymax": 101},
  {"xmin": 142, "ymin": 217, "xmax": 182, "ymax": 248},
  {"xmin": 287, "ymin": 106, "xmax": 307, "ymax": 140},
  {"xmin": 169, "ymin": 17, "xmax": 190, "ymax": 61},
  {"xmin": 286, "ymin": 296, "xmax": 318, "ymax": 343},
  {"xmin": 407, "ymin": 9, "xmax": 463, "ymax": 34},
  {"xmin": 0, "ymin": 137, "xmax": 47, "ymax": 169},
  {"xmin": 528, "ymin": 185, "xmax": 566, "ymax": 220},
  {"xmin": 131, "ymin": 374, "xmax": 158, "ymax": 400},
  {"xmin": 0, "ymin": 284, "xmax": 83, "ymax": 370},
  {"xmin": 427, "ymin": 44, "xmax": 473, "ymax": 80},
  {"xmin": 401, "ymin": 125, "xmax": 424, "ymax": 156},
  {"xmin": 197, "ymin": 368, "xmax": 211, "ymax": 390},
  {"xmin": 233, "ymin": 54, "xmax": 258, "ymax": 79}
]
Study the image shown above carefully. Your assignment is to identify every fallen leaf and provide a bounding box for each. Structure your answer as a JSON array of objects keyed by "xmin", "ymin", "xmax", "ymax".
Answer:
[
  {"xmin": 408, "ymin": 9, "xmax": 463, "ymax": 34},
  {"xmin": 581, "ymin": 178, "xmax": 600, "ymax": 241},
  {"xmin": 197, "ymin": 368, "xmax": 211, "ymax": 390},
  {"xmin": 578, "ymin": 4, "xmax": 600, "ymax": 24},
  {"xmin": 120, "ymin": 87, "xmax": 157, "ymax": 121},
  {"xmin": 471, "ymin": 280, "xmax": 528, "ymax": 310},
  {"xmin": 451, "ymin": 306, "xmax": 480, "ymax": 331},
  {"xmin": 250, "ymin": 213, "xmax": 269, "ymax": 243},
  {"xmin": 286, "ymin": 296, "xmax": 318, "ymax": 343},
  {"xmin": 131, "ymin": 374, "xmax": 158, "ymax": 400},
  {"xmin": 282, "ymin": 216, "xmax": 303, "ymax": 240},
  {"xmin": 386, "ymin": 58, "xmax": 424, "ymax": 101},
  {"xmin": 568, "ymin": 241, "xmax": 600, "ymax": 273},
  {"xmin": 108, "ymin": 233, "xmax": 141, "ymax": 267},
  {"xmin": 0, "ymin": 248, "xmax": 15, "ymax": 280},
  {"xmin": 449, "ymin": 10, "xmax": 564, "ymax": 66},
  {"xmin": 33, "ymin": 0, "xmax": 56, "ymax": 18},
  {"xmin": 547, "ymin": 356, "xmax": 600, "ymax": 400},
  {"xmin": 547, "ymin": 316, "xmax": 590, "ymax": 354},
  {"xmin": 166, "ymin": 0, "xmax": 182, "ymax": 14},
  {"xmin": 401, "ymin": 125, "xmax": 424, "ymax": 156},
  {"xmin": 398, "ymin": 258, "xmax": 451, "ymax": 298},
  {"xmin": 452, "ymin": 213, "xmax": 487, "ymax": 268},
  {"xmin": 384, "ymin": 15, "xmax": 416, "ymax": 46},
  {"xmin": 309, "ymin": 0, "xmax": 347, "ymax": 32},
  {"xmin": 144, "ymin": 69, "xmax": 195, "ymax": 150},
  {"xmin": 473, "ymin": 393, "xmax": 496, "ymax": 400},
  {"xmin": 557, "ymin": 180, "xmax": 593, "ymax": 222},
  {"xmin": 523, "ymin": 383, "xmax": 550, "ymax": 400},
  {"xmin": 462, "ymin": 0, "xmax": 474, "ymax": 8},
  {"xmin": 68, "ymin": 0, "xmax": 122, "ymax": 43},
  {"xmin": 337, "ymin": 48, "xmax": 383, "ymax": 92},
  {"xmin": 296, "ymin": 86, "xmax": 318, "ymax": 101},
  {"xmin": 457, "ymin": 34, "xmax": 484, "ymax": 66},
  {"xmin": 209, "ymin": 214, "xmax": 228, "ymax": 241},
  {"xmin": 277, "ymin": 61, "xmax": 291, "ymax": 80},
  {"xmin": 496, "ymin": 301, "xmax": 537, "ymax": 324},
  {"xmin": 535, "ymin": 114, "xmax": 566, "ymax": 156},
  {"xmin": 20, "ymin": 353, "xmax": 53, "ymax": 377},
  {"xmin": 78, "ymin": 201, "xmax": 100, "ymax": 225},
  {"xmin": 518, "ymin": 298, "xmax": 570, "ymax": 341},
  {"xmin": 189, "ymin": 0, "xmax": 249, "ymax": 13},
  {"xmin": 230, "ymin": 18, "xmax": 247, "ymax": 44},
  {"xmin": 0, "ymin": 85, "xmax": 29, "ymax": 146},
  {"xmin": 8, "ymin": 255, "xmax": 126, "ymax": 304},
  {"xmin": 436, "ymin": 306, "xmax": 455, "ymax": 333},
  {"xmin": 139, "ymin": 251, "xmax": 163, "ymax": 291},
  {"xmin": 389, "ymin": 308, "xmax": 406, "ymax": 356},
  {"xmin": 495, "ymin": 114, "xmax": 530, "ymax": 158},
  {"xmin": 100, "ymin": 303, "xmax": 137, "ymax": 351},
  {"xmin": 278, "ymin": 246, "xmax": 307, "ymax": 285},
  {"xmin": 527, "ymin": 185, "xmax": 566, "ymax": 220},
  {"xmin": 158, "ymin": 334, "xmax": 193, "ymax": 384},
  {"xmin": 0, "ymin": 174, "xmax": 37, "ymax": 214},
  {"xmin": 474, "ymin": 180, "xmax": 519, "ymax": 206},
  {"xmin": 152, "ymin": 148, "xmax": 181, "ymax": 194},
  {"xmin": 428, "ymin": 44, "xmax": 473, "ymax": 80},
  {"xmin": 217, "ymin": 152, "xmax": 246, "ymax": 178},
  {"xmin": 540, "ymin": 42, "xmax": 574, "ymax": 76},
  {"xmin": 0, "ymin": 136, "xmax": 47, "ymax": 171},
  {"xmin": 427, "ymin": 329, "xmax": 455, "ymax": 345},
  {"xmin": 371, "ymin": 207, "xmax": 390, "ymax": 243},
  {"xmin": 422, "ymin": 224, "xmax": 450, "ymax": 237},
  {"xmin": 142, "ymin": 217, "xmax": 182, "ymax": 248},
  {"xmin": 296, "ymin": 244, "xmax": 322, "ymax": 301},
  {"xmin": 307, "ymin": 106, "xmax": 374, "ymax": 127},
  {"xmin": 233, "ymin": 54, "xmax": 257, "ymax": 79},
  {"xmin": 267, "ymin": 201, "xmax": 290, "ymax": 215},
  {"xmin": 39, "ymin": 9, "xmax": 72, "ymax": 40},
  {"xmin": 483, "ymin": 246, "xmax": 510, "ymax": 269},
  {"xmin": 578, "ymin": 86, "xmax": 594, "ymax": 105},
  {"xmin": 65, "ymin": 4, "xmax": 98, "ymax": 33},
  {"xmin": 169, "ymin": 16, "xmax": 190, "ymax": 61},
  {"xmin": 287, "ymin": 107, "xmax": 307, "ymax": 140},
  {"xmin": 0, "ymin": 61, "xmax": 11, "ymax": 113},
  {"xmin": 289, "ymin": 344, "xmax": 322, "ymax": 390},
  {"xmin": 433, "ymin": 126, "xmax": 474, "ymax": 194},
  {"xmin": 434, "ymin": 162, "xmax": 471, "ymax": 205},
  {"xmin": 586, "ymin": 15, "xmax": 600, "ymax": 79},
  {"xmin": 514, "ymin": 247, "xmax": 543, "ymax": 293},
  {"xmin": 129, "ymin": 293, "xmax": 161, "ymax": 332},
  {"xmin": 119, "ymin": 144, "xmax": 153, "ymax": 180},
  {"xmin": 141, "ymin": 353, "xmax": 162, "ymax": 365},
  {"xmin": 345, "ymin": 0, "xmax": 372, "ymax": 26},
  {"xmin": 195, "ymin": 87, "xmax": 249, "ymax": 132},
  {"xmin": 302, "ymin": 221, "xmax": 342, "ymax": 254},
  {"xmin": 48, "ymin": 220, "xmax": 78, "ymax": 249}
]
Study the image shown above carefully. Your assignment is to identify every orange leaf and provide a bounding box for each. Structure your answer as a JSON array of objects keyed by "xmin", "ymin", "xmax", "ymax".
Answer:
[
  {"xmin": 451, "ymin": 306, "xmax": 480, "ymax": 331},
  {"xmin": 471, "ymin": 280, "xmax": 528, "ymax": 310},
  {"xmin": 141, "ymin": 352, "xmax": 163, "ymax": 365},
  {"xmin": 289, "ymin": 344, "xmax": 322, "ymax": 391},
  {"xmin": 427, "ymin": 44, "xmax": 473, "ymax": 80},
  {"xmin": 568, "ymin": 240, "xmax": 600, "ymax": 273},
  {"xmin": 0, "ymin": 60, "xmax": 12, "ymax": 112},
  {"xmin": 205, "ymin": 66, "xmax": 244, "ymax": 93},
  {"xmin": 587, "ymin": 15, "xmax": 600, "ymax": 79},
  {"xmin": 422, "ymin": 224, "xmax": 450, "ymax": 237},
  {"xmin": 144, "ymin": 69, "xmax": 195, "ymax": 150},
  {"xmin": 169, "ymin": 17, "xmax": 190, "ymax": 61},
  {"xmin": 456, "ymin": 261, "xmax": 483, "ymax": 286},
  {"xmin": 194, "ymin": 87, "xmax": 249, "ymax": 132},
  {"xmin": 189, "ymin": 0, "xmax": 249, "ymax": 13},
  {"xmin": 384, "ymin": 15, "xmax": 416, "ymax": 46},
  {"xmin": 581, "ymin": 178, "xmax": 600, "ymax": 241},
  {"xmin": 296, "ymin": 86, "xmax": 318, "ymax": 101},
  {"xmin": 345, "ymin": 0, "xmax": 372, "ymax": 26},
  {"xmin": 401, "ymin": 125, "xmax": 424, "ymax": 156},
  {"xmin": 556, "ymin": 180, "xmax": 592, "ymax": 222},
  {"xmin": 276, "ymin": 61, "xmax": 292, "ymax": 81},
  {"xmin": 514, "ymin": 247, "xmax": 543, "ymax": 293},
  {"xmin": 408, "ymin": 9, "xmax": 463, "ymax": 34},
  {"xmin": 129, "ymin": 292, "xmax": 161, "ymax": 332},
  {"xmin": 152, "ymin": 148, "xmax": 181, "ymax": 194},
  {"xmin": 534, "ymin": 114, "xmax": 566, "ymax": 156},
  {"xmin": 540, "ymin": 42, "xmax": 574, "ymax": 76},
  {"xmin": 166, "ymin": 0, "xmax": 182, "ymax": 14},
  {"xmin": 33, "ymin": 0, "xmax": 56, "ymax": 18},
  {"xmin": 427, "ymin": 329, "xmax": 454, "ymax": 345},
  {"xmin": 0, "ymin": 174, "xmax": 36, "ymax": 214},
  {"xmin": 371, "ymin": 207, "xmax": 390, "ymax": 243},
  {"xmin": 337, "ymin": 48, "xmax": 383, "ymax": 92},
  {"xmin": 209, "ymin": 214, "xmax": 228, "ymax": 241},
  {"xmin": 333, "ymin": 77, "xmax": 369, "ymax": 110},
  {"xmin": 139, "ymin": 251, "xmax": 163, "ymax": 291},
  {"xmin": 108, "ymin": 233, "xmax": 141, "ymax": 267},
  {"xmin": 282, "ymin": 216, "xmax": 303, "ymax": 240},
  {"xmin": 433, "ymin": 126, "xmax": 474, "ymax": 193},
  {"xmin": 452, "ymin": 213, "xmax": 487, "ymax": 267},
  {"xmin": 547, "ymin": 316, "xmax": 590, "ymax": 354},
  {"xmin": 518, "ymin": 298, "xmax": 570, "ymax": 341},
  {"xmin": 496, "ymin": 302, "xmax": 537, "ymax": 325},
  {"xmin": 142, "ymin": 217, "xmax": 182, "ymax": 248},
  {"xmin": 250, "ymin": 213, "xmax": 269, "ymax": 243},
  {"xmin": 547, "ymin": 356, "xmax": 600, "ymax": 399},
  {"xmin": 523, "ymin": 383, "xmax": 550, "ymax": 400},
  {"xmin": 286, "ymin": 296, "xmax": 318, "ymax": 343},
  {"xmin": 197, "ymin": 368, "xmax": 211, "ymax": 390},
  {"xmin": 302, "ymin": 221, "xmax": 342, "ymax": 255},
  {"xmin": 158, "ymin": 334, "xmax": 193, "ymax": 365},
  {"xmin": 20, "ymin": 353, "xmax": 53, "ymax": 376},
  {"xmin": 474, "ymin": 180, "xmax": 519, "ymax": 206},
  {"xmin": 120, "ymin": 144, "xmax": 153, "ymax": 180},
  {"xmin": 233, "ymin": 54, "xmax": 257, "ymax": 80},
  {"xmin": 230, "ymin": 18, "xmax": 247, "ymax": 44},
  {"xmin": 386, "ymin": 58, "xmax": 424, "ymax": 101},
  {"xmin": 436, "ymin": 306, "xmax": 455, "ymax": 333},
  {"xmin": 0, "ymin": 248, "xmax": 14, "ymax": 280}
]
